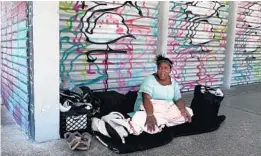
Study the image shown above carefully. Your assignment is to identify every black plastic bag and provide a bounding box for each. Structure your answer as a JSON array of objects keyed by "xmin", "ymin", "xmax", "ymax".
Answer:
[{"xmin": 190, "ymin": 85, "xmax": 224, "ymax": 128}]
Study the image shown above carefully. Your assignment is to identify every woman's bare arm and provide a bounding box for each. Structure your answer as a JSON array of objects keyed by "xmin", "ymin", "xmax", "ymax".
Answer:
[
  {"xmin": 175, "ymin": 98, "xmax": 191, "ymax": 122},
  {"xmin": 175, "ymin": 98, "xmax": 186, "ymax": 111},
  {"xmin": 142, "ymin": 92, "xmax": 157, "ymax": 132},
  {"xmin": 142, "ymin": 92, "xmax": 153, "ymax": 115}
]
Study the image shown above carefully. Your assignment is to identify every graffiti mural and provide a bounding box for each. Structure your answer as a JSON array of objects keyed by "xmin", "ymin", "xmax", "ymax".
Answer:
[
  {"xmin": 59, "ymin": 1, "xmax": 159, "ymax": 92},
  {"xmin": 167, "ymin": 1, "xmax": 229, "ymax": 91},
  {"xmin": 1, "ymin": 1, "xmax": 33, "ymax": 136},
  {"xmin": 232, "ymin": 2, "xmax": 261, "ymax": 85}
]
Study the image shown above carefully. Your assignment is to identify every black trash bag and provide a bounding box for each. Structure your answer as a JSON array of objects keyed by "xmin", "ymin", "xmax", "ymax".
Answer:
[
  {"xmin": 190, "ymin": 85, "xmax": 225, "ymax": 129},
  {"xmin": 93, "ymin": 91, "xmax": 126, "ymax": 118}
]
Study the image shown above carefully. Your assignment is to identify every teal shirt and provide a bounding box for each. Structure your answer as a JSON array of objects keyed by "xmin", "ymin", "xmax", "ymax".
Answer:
[{"xmin": 128, "ymin": 75, "xmax": 182, "ymax": 117}]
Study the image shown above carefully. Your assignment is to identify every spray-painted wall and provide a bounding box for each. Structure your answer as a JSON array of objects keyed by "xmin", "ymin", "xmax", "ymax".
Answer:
[
  {"xmin": 59, "ymin": 1, "xmax": 159, "ymax": 93},
  {"xmin": 59, "ymin": 1, "xmax": 261, "ymax": 92},
  {"xmin": 1, "ymin": 2, "xmax": 34, "ymax": 136},
  {"xmin": 167, "ymin": 1, "xmax": 229, "ymax": 92},
  {"xmin": 232, "ymin": 2, "xmax": 261, "ymax": 85}
]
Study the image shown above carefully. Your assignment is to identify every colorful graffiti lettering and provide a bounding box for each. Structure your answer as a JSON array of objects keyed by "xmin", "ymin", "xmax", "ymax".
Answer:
[
  {"xmin": 232, "ymin": 2, "xmax": 261, "ymax": 85},
  {"xmin": 168, "ymin": 1, "xmax": 229, "ymax": 91},
  {"xmin": 60, "ymin": 1, "xmax": 260, "ymax": 92},
  {"xmin": 60, "ymin": 1, "xmax": 159, "ymax": 92}
]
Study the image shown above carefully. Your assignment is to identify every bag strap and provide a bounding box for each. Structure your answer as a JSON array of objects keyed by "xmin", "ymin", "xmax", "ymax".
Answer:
[{"xmin": 204, "ymin": 86, "xmax": 216, "ymax": 94}]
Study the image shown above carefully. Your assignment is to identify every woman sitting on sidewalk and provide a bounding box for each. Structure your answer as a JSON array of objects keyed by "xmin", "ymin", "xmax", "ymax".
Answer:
[{"xmin": 128, "ymin": 55, "xmax": 193, "ymax": 134}]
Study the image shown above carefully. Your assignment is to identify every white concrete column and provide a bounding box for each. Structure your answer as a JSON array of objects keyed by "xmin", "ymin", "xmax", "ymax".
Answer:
[
  {"xmin": 157, "ymin": 1, "xmax": 169, "ymax": 56},
  {"xmin": 223, "ymin": 2, "xmax": 238, "ymax": 89},
  {"xmin": 33, "ymin": 1, "xmax": 60, "ymax": 142},
  {"xmin": 0, "ymin": 2, "xmax": 2, "ymax": 104}
]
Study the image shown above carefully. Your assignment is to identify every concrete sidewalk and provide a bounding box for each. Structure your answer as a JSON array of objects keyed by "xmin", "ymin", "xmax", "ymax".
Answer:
[{"xmin": 1, "ymin": 84, "xmax": 261, "ymax": 156}]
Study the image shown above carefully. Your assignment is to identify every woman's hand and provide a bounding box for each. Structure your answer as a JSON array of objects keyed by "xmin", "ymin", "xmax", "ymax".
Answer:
[
  {"xmin": 181, "ymin": 109, "xmax": 192, "ymax": 123},
  {"xmin": 176, "ymin": 99, "xmax": 192, "ymax": 123},
  {"xmin": 144, "ymin": 115, "xmax": 157, "ymax": 132}
]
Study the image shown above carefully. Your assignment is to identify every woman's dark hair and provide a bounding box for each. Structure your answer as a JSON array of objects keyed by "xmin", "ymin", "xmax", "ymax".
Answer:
[{"xmin": 155, "ymin": 55, "xmax": 173, "ymax": 68}]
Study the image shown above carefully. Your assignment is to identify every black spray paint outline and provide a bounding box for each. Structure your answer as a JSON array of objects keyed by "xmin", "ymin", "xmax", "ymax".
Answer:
[
  {"xmin": 79, "ymin": 1, "xmax": 143, "ymax": 62},
  {"xmin": 78, "ymin": 1, "xmax": 143, "ymax": 90},
  {"xmin": 182, "ymin": 1, "xmax": 226, "ymax": 58}
]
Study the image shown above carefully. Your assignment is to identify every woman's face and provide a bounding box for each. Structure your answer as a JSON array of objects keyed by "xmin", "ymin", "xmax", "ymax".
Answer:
[{"xmin": 157, "ymin": 62, "xmax": 171, "ymax": 81}]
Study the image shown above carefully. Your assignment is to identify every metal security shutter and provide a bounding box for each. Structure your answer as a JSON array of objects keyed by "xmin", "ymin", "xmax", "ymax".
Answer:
[
  {"xmin": 1, "ymin": 2, "xmax": 34, "ymax": 137},
  {"xmin": 167, "ymin": 1, "xmax": 229, "ymax": 92},
  {"xmin": 232, "ymin": 2, "xmax": 261, "ymax": 85},
  {"xmin": 59, "ymin": 1, "xmax": 159, "ymax": 93}
]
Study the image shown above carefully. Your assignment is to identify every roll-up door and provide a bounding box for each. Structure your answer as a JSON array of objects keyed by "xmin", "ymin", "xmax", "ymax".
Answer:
[
  {"xmin": 167, "ymin": 1, "xmax": 229, "ymax": 92},
  {"xmin": 1, "ymin": 1, "xmax": 34, "ymax": 137},
  {"xmin": 232, "ymin": 2, "xmax": 261, "ymax": 85},
  {"xmin": 59, "ymin": 1, "xmax": 159, "ymax": 93}
]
